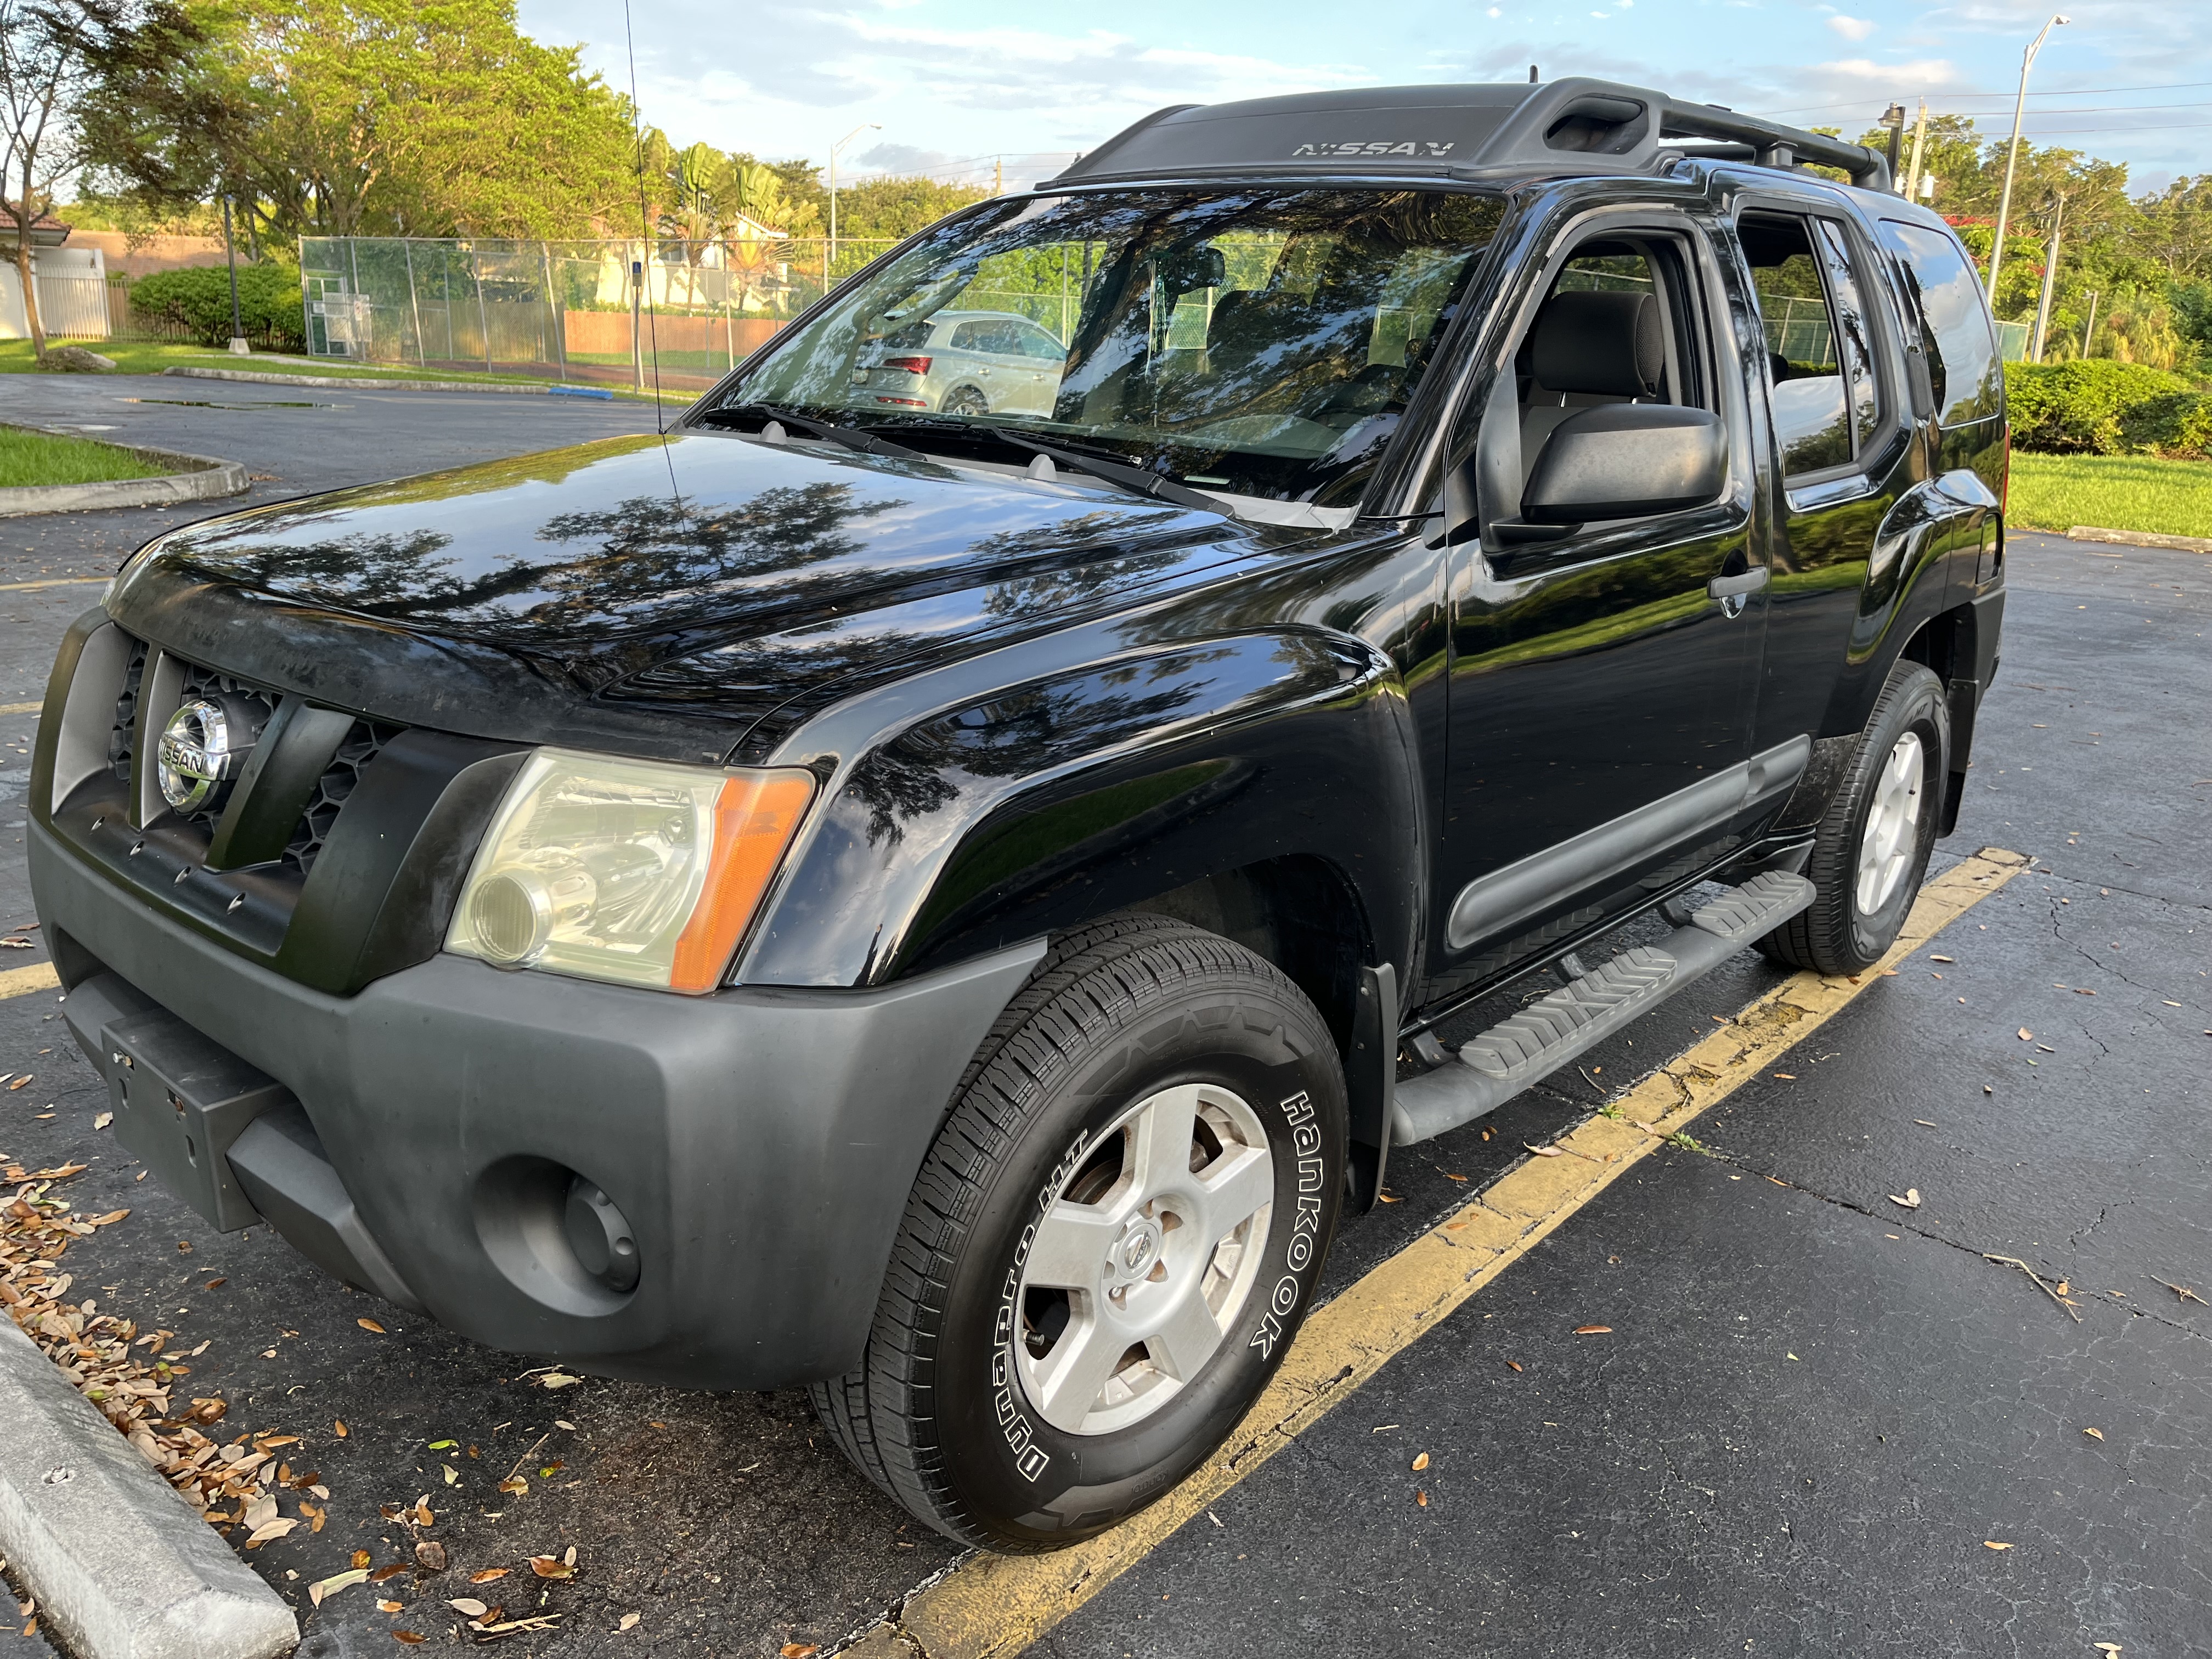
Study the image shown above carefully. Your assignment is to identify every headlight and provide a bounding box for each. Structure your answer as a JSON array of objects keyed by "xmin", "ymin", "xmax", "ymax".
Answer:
[{"xmin": 446, "ymin": 749, "xmax": 815, "ymax": 994}]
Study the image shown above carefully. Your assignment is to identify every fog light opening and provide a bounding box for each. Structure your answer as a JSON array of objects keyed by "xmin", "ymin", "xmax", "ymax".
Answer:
[{"xmin": 563, "ymin": 1176, "xmax": 641, "ymax": 1294}]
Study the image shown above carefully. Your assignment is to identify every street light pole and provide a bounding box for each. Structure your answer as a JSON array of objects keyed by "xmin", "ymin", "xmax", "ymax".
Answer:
[
  {"xmin": 221, "ymin": 194, "xmax": 247, "ymax": 355},
  {"xmin": 1988, "ymin": 13, "xmax": 2068, "ymax": 306},
  {"xmin": 827, "ymin": 122, "xmax": 882, "ymax": 282}
]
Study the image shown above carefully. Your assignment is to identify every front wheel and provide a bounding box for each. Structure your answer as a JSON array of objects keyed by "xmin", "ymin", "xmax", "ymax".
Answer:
[
  {"xmin": 809, "ymin": 915, "xmax": 1346, "ymax": 1551},
  {"xmin": 1761, "ymin": 659, "xmax": 1950, "ymax": 974}
]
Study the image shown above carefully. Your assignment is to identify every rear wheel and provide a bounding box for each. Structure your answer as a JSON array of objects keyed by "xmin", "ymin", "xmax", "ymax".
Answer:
[
  {"xmin": 941, "ymin": 385, "xmax": 990, "ymax": 416},
  {"xmin": 1761, "ymin": 659, "xmax": 1949, "ymax": 974},
  {"xmin": 809, "ymin": 915, "xmax": 1345, "ymax": 1551}
]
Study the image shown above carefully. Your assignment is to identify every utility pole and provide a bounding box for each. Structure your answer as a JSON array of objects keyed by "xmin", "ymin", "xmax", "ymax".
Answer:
[
  {"xmin": 1989, "ymin": 13, "xmax": 2069, "ymax": 303},
  {"xmin": 828, "ymin": 122, "xmax": 882, "ymax": 280},
  {"xmin": 1881, "ymin": 104, "xmax": 1906, "ymax": 189},
  {"xmin": 221, "ymin": 194, "xmax": 247, "ymax": 354},
  {"xmin": 994, "ymin": 155, "xmax": 1003, "ymax": 196},
  {"xmin": 1903, "ymin": 99, "xmax": 1928, "ymax": 201},
  {"xmin": 2079, "ymin": 289, "xmax": 2099, "ymax": 359},
  {"xmin": 2030, "ymin": 193, "xmax": 2066, "ymax": 363}
]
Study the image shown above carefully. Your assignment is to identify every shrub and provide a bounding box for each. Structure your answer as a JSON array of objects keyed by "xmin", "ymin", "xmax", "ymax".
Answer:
[
  {"xmin": 2002, "ymin": 359, "xmax": 2195, "ymax": 454},
  {"xmin": 2118, "ymin": 390, "xmax": 2212, "ymax": 459},
  {"xmin": 128, "ymin": 263, "xmax": 307, "ymax": 351}
]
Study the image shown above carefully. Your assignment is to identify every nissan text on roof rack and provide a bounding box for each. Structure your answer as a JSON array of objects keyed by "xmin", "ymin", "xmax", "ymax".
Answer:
[{"xmin": 32, "ymin": 76, "xmax": 2006, "ymax": 1550}]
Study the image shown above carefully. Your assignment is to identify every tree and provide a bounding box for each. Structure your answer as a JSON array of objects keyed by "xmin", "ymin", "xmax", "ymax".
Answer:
[{"xmin": 0, "ymin": 0, "xmax": 195, "ymax": 356}]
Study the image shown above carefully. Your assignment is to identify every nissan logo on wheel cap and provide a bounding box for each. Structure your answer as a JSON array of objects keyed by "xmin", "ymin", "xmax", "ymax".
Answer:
[{"xmin": 156, "ymin": 697, "xmax": 260, "ymax": 814}]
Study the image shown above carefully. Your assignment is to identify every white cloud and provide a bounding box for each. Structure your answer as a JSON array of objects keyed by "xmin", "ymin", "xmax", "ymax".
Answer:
[{"xmin": 1827, "ymin": 15, "xmax": 1877, "ymax": 41}]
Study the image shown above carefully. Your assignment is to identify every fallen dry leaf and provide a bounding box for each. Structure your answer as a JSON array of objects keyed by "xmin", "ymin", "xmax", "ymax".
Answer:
[
  {"xmin": 2083, "ymin": 1427, "xmax": 2105, "ymax": 1441},
  {"xmin": 2017, "ymin": 1028, "xmax": 2033, "ymax": 1041},
  {"xmin": 369, "ymin": 1565, "xmax": 410, "ymax": 1584},
  {"xmin": 780, "ymin": 1646, "xmax": 818, "ymax": 1658},
  {"xmin": 619, "ymin": 1612, "xmax": 641, "ymax": 1632},
  {"xmin": 245, "ymin": 1517, "xmax": 298, "ymax": 1546},
  {"xmin": 1523, "ymin": 1143, "xmax": 1562, "ymax": 1157},
  {"xmin": 334, "ymin": 1420, "xmax": 348, "ymax": 1437},
  {"xmin": 1415, "ymin": 1489, "xmax": 1429, "ymax": 1508},
  {"xmin": 357, "ymin": 1318, "xmax": 386, "ymax": 1334},
  {"xmin": 415, "ymin": 1541, "xmax": 447, "ymax": 1572},
  {"xmin": 1983, "ymin": 1541, "xmax": 2013, "ymax": 1551},
  {"xmin": 351, "ymin": 1549, "xmax": 372, "ymax": 1570},
  {"xmin": 1505, "ymin": 1359, "xmax": 1523, "ymax": 1372},
  {"xmin": 309, "ymin": 1569, "xmax": 368, "ymax": 1607},
  {"xmin": 393, "ymin": 1634, "xmax": 424, "ymax": 1646},
  {"xmin": 1573, "ymin": 1324, "xmax": 1612, "ymax": 1335},
  {"xmin": 527, "ymin": 1555, "xmax": 575, "ymax": 1580},
  {"xmin": 448, "ymin": 1598, "xmax": 489, "ymax": 1618},
  {"xmin": 377, "ymin": 1600, "xmax": 403, "ymax": 1613},
  {"xmin": 93, "ymin": 1113, "xmax": 111, "ymax": 1130},
  {"xmin": 537, "ymin": 1372, "xmax": 583, "ymax": 1389},
  {"xmin": 1411, "ymin": 1451, "xmax": 1430, "ymax": 1471},
  {"xmin": 1889, "ymin": 1188, "xmax": 1922, "ymax": 1209},
  {"xmin": 469, "ymin": 1568, "xmax": 509, "ymax": 1585}
]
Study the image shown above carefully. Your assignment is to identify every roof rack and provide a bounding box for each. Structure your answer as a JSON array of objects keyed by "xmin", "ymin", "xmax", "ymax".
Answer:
[{"xmin": 1050, "ymin": 78, "xmax": 1892, "ymax": 195}]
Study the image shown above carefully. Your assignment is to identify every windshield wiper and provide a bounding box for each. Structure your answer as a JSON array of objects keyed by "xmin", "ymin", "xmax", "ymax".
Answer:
[
  {"xmin": 703, "ymin": 400, "xmax": 929, "ymax": 462},
  {"xmin": 956, "ymin": 423, "xmax": 1227, "ymax": 515}
]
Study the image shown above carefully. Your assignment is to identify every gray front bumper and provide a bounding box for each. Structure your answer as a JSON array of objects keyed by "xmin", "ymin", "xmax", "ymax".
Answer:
[{"xmin": 32, "ymin": 822, "xmax": 1042, "ymax": 1390}]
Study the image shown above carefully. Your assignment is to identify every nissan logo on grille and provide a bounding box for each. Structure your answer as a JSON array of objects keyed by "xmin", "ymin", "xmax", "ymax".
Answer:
[{"xmin": 156, "ymin": 698, "xmax": 260, "ymax": 814}]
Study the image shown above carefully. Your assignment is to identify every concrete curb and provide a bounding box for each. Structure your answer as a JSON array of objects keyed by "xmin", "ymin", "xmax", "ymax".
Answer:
[
  {"xmin": 161, "ymin": 365, "xmax": 613, "ymax": 399},
  {"xmin": 0, "ymin": 428, "xmax": 249, "ymax": 519},
  {"xmin": 2066, "ymin": 524, "xmax": 2212, "ymax": 554},
  {"xmin": 0, "ymin": 1319, "xmax": 296, "ymax": 1659}
]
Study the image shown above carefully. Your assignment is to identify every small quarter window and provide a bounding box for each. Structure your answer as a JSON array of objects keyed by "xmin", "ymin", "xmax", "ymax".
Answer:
[{"xmin": 1876, "ymin": 220, "xmax": 2001, "ymax": 426}]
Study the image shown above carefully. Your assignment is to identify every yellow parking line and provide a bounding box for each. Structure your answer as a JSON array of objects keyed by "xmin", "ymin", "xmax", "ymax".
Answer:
[
  {"xmin": 889, "ymin": 848, "xmax": 2030, "ymax": 1659},
  {"xmin": 0, "ymin": 701, "xmax": 41, "ymax": 716},
  {"xmin": 0, "ymin": 578, "xmax": 107, "ymax": 593},
  {"xmin": 0, "ymin": 962, "xmax": 58, "ymax": 1000}
]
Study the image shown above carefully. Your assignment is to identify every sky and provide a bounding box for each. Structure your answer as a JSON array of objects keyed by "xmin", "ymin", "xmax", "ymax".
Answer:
[{"xmin": 516, "ymin": 0, "xmax": 2211, "ymax": 197}]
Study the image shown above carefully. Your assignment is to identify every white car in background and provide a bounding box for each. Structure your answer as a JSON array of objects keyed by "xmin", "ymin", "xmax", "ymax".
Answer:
[{"xmin": 851, "ymin": 309, "xmax": 1069, "ymax": 419}]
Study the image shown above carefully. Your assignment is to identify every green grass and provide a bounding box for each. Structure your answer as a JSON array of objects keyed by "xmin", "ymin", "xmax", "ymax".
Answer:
[
  {"xmin": 2008, "ymin": 452, "xmax": 2212, "ymax": 540},
  {"xmin": 0, "ymin": 340, "xmax": 691, "ymax": 402},
  {"xmin": 0, "ymin": 425, "xmax": 178, "ymax": 488}
]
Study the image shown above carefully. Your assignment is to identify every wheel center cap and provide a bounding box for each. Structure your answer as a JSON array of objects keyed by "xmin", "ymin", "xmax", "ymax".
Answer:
[{"xmin": 1115, "ymin": 1219, "xmax": 1161, "ymax": 1280}]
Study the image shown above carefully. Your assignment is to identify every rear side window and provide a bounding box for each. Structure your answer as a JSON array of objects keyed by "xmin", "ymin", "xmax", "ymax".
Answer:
[
  {"xmin": 1876, "ymin": 221, "xmax": 2000, "ymax": 426},
  {"xmin": 1739, "ymin": 212, "xmax": 1860, "ymax": 477}
]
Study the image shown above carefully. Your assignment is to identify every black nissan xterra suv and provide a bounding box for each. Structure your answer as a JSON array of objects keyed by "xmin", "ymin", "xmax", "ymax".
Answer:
[{"xmin": 30, "ymin": 80, "xmax": 2006, "ymax": 1551}]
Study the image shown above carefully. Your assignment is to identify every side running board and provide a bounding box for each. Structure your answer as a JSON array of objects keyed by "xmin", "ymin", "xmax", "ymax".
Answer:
[{"xmin": 1391, "ymin": 871, "xmax": 1816, "ymax": 1148}]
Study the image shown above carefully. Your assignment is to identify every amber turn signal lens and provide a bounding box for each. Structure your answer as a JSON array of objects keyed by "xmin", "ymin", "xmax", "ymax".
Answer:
[{"xmin": 668, "ymin": 771, "xmax": 817, "ymax": 992}]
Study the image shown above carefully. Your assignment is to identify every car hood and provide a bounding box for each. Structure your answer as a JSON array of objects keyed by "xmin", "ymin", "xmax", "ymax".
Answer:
[{"xmin": 107, "ymin": 430, "xmax": 1273, "ymax": 763}]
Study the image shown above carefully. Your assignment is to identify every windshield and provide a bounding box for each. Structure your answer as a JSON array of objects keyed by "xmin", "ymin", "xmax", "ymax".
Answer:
[{"xmin": 704, "ymin": 188, "xmax": 1504, "ymax": 507}]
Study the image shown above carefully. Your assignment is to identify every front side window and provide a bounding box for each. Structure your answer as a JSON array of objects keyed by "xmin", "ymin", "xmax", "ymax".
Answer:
[{"xmin": 712, "ymin": 188, "xmax": 1504, "ymax": 506}]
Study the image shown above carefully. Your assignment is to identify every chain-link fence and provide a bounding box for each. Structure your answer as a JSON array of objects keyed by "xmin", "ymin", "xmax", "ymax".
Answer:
[{"xmin": 297, "ymin": 236, "xmax": 900, "ymax": 390}]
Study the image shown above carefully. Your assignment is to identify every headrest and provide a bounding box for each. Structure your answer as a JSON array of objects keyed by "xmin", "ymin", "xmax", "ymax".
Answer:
[{"xmin": 1531, "ymin": 290, "xmax": 1663, "ymax": 397}]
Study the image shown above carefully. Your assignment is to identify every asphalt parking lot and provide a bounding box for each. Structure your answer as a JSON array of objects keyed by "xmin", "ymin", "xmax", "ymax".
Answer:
[{"xmin": 0, "ymin": 377, "xmax": 2204, "ymax": 1658}]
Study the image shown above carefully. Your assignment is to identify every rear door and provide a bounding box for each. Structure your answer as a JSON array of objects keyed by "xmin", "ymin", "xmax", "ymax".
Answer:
[{"xmin": 1427, "ymin": 206, "xmax": 1771, "ymax": 995}]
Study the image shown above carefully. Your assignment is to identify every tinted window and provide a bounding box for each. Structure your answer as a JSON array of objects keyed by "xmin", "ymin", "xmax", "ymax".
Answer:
[
  {"xmin": 1740, "ymin": 213, "xmax": 1851, "ymax": 477},
  {"xmin": 1877, "ymin": 220, "xmax": 2000, "ymax": 426}
]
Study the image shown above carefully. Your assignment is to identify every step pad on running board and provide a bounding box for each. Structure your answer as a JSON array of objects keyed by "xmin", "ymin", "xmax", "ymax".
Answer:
[{"xmin": 1391, "ymin": 871, "xmax": 1815, "ymax": 1148}]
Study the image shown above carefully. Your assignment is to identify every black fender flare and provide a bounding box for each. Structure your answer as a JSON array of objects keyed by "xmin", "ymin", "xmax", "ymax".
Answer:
[{"xmin": 740, "ymin": 627, "xmax": 1423, "ymax": 995}]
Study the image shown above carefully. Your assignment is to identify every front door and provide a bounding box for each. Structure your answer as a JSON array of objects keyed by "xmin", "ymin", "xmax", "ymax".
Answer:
[{"xmin": 1429, "ymin": 210, "xmax": 1773, "ymax": 996}]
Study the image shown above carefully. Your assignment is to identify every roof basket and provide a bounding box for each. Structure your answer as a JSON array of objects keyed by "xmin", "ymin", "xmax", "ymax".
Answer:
[{"xmin": 1047, "ymin": 77, "xmax": 1891, "ymax": 195}]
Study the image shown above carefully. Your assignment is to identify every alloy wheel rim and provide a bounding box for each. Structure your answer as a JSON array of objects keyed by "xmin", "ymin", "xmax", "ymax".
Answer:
[
  {"xmin": 1855, "ymin": 729, "xmax": 1925, "ymax": 916},
  {"xmin": 1014, "ymin": 1082, "xmax": 1274, "ymax": 1436}
]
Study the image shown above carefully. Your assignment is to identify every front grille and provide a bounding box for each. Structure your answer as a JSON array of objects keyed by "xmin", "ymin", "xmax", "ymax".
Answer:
[
  {"xmin": 172, "ymin": 662, "xmax": 282, "ymax": 829},
  {"xmin": 96, "ymin": 630, "xmax": 406, "ymax": 878},
  {"xmin": 282, "ymin": 718, "xmax": 403, "ymax": 876},
  {"xmin": 108, "ymin": 638, "xmax": 148, "ymax": 786}
]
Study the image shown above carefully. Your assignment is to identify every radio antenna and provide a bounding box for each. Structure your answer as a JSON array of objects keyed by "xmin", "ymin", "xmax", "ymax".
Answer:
[{"xmin": 623, "ymin": 0, "xmax": 666, "ymax": 433}]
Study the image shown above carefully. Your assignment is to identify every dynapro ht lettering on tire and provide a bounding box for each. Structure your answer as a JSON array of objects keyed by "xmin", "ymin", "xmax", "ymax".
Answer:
[{"xmin": 809, "ymin": 915, "xmax": 1346, "ymax": 1551}]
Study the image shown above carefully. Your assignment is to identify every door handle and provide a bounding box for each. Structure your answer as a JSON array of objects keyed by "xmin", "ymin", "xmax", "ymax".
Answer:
[{"xmin": 1707, "ymin": 567, "xmax": 1770, "ymax": 601}]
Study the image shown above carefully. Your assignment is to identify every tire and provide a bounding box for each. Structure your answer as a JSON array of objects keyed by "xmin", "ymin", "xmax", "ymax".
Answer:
[
  {"xmin": 809, "ymin": 914, "xmax": 1346, "ymax": 1551},
  {"xmin": 941, "ymin": 385, "xmax": 990, "ymax": 416},
  {"xmin": 1760, "ymin": 660, "xmax": 1950, "ymax": 974}
]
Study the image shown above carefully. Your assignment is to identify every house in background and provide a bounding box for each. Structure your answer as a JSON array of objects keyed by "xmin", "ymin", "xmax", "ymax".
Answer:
[{"xmin": 0, "ymin": 212, "xmax": 111, "ymax": 341}]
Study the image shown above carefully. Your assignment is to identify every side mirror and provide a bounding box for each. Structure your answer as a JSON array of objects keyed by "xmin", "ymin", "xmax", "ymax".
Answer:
[{"xmin": 1522, "ymin": 404, "xmax": 1726, "ymax": 524}]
